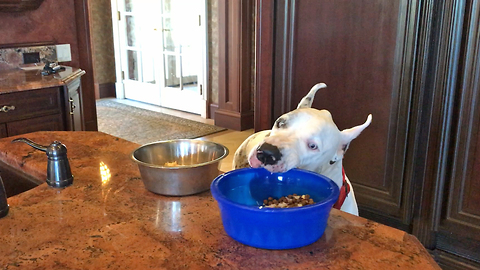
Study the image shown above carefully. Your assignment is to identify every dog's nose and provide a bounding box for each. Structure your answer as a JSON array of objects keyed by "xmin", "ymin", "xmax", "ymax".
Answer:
[{"xmin": 256, "ymin": 143, "xmax": 282, "ymax": 165}]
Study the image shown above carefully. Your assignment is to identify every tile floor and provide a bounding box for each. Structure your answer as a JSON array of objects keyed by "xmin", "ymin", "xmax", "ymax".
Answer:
[{"xmin": 101, "ymin": 98, "xmax": 254, "ymax": 172}]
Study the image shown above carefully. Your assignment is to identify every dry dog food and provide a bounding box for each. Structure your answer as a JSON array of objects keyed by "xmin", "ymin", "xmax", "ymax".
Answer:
[
  {"xmin": 164, "ymin": 161, "xmax": 179, "ymax": 167},
  {"xmin": 262, "ymin": 194, "xmax": 314, "ymax": 208}
]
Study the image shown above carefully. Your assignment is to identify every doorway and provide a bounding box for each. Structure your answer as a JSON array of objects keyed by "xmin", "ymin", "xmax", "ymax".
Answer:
[{"xmin": 111, "ymin": 0, "xmax": 207, "ymax": 117}]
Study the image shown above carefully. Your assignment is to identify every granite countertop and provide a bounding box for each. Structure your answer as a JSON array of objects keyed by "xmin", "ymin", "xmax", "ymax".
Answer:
[
  {"xmin": 0, "ymin": 131, "xmax": 441, "ymax": 269},
  {"xmin": 0, "ymin": 66, "xmax": 85, "ymax": 95}
]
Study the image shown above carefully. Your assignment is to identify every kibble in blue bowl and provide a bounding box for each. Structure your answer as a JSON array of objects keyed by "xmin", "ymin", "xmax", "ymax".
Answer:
[{"xmin": 211, "ymin": 167, "xmax": 339, "ymax": 249}]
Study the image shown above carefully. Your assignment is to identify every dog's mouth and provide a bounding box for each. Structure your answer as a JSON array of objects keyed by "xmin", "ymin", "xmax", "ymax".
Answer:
[{"xmin": 249, "ymin": 157, "xmax": 286, "ymax": 172}]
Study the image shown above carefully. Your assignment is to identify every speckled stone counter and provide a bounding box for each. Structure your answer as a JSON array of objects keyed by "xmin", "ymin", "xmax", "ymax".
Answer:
[
  {"xmin": 0, "ymin": 66, "xmax": 85, "ymax": 94},
  {"xmin": 0, "ymin": 131, "xmax": 441, "ymax": 269}
]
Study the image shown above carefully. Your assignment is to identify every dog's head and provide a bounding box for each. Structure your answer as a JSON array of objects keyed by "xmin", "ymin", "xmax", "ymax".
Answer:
[
  {"xmin": 248, "ymin": 83, "xmax": 372, "ymax": 174},
  {"xmin": 248, "ymin": 109, "xmax": 372, "ymax": 173}
]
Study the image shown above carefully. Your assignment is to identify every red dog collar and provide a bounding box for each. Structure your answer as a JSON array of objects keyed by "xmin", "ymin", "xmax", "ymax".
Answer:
[{"xmin": 333, "ymin": 167, "xmax": 350, "ymax": 210}]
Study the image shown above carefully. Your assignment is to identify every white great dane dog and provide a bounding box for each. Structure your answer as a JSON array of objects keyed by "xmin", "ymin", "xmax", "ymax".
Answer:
[{"xmin": 232, "ymin": 83, "xmax": 372, "ymax": 215}]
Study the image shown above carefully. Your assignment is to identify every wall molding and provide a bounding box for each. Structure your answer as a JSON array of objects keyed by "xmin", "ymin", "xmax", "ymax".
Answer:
[
  {"xmin": 0, "ymin": 41, "xmax": 54, "ymax": 49},
  {"xmin": 214, "ymin": 0, "xmax": 254, "ymax": 131},
  {"xmin": 74, "ymin": 0, "xmax": 97, "ymax": 131}
]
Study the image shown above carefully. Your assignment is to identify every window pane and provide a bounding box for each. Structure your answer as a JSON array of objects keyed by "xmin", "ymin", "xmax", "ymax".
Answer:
[
  {"xmin": 125, "ymin": 0, "xmax": 133, "ymax": 12},
  {"xmin": 164, "ymin": 54, "xmax": 179, "ymax": 87},
  {"xmin": 127, "ymin": 50, "xmax": 138, "ymax": 81},
  {"xmin": 126, "ymin": 16, "xmax": 136, "ymax": 47},
  {"xmin": 181, "ymin": 52, "xmax": 197, "ymax": 90},
  {"xmin": 162, "ymin": 0, "xmax": 172, "ymax": 14},
  {"xmin": 142, "ymin": 52, "xmax": 155, "ymax": 84},
  {"xmin": 163, "ymin": 17, "xmax": 175, "ymax": 52}
]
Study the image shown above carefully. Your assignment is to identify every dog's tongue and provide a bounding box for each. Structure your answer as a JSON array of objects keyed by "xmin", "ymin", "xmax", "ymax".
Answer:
[{"xmin": 248, "ymin": 154, "xmax": 263, "ymax": 168}]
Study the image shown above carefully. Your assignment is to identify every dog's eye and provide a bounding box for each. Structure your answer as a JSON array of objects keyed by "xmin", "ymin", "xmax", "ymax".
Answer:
[
  {"xmin": 275, "ymin": 118, "xmax": 287, "ymax": 128},
  {"xmin": 308, "ymin": 143, "xmax": 318, "ymax": 150}
]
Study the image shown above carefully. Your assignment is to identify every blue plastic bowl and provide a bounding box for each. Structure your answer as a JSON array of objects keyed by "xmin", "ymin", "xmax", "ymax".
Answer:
[{"xmin": 210, "ymin": 168, "xmax": 340, "ymax": 249}]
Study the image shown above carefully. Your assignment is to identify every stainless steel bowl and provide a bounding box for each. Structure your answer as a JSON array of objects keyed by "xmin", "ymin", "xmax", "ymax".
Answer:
[{"xmin": 131, "ymin": 139, "xmax": 229, "ymax": 196}]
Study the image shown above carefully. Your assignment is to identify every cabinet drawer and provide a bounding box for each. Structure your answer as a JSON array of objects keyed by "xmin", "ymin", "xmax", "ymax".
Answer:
[
  {"xmin": 0, "ymin": 87, "xmax": 62, "ymax": 123},
  {"xmin": 6, "ymin": 114, "xmax": 64, "ymax": 137}
]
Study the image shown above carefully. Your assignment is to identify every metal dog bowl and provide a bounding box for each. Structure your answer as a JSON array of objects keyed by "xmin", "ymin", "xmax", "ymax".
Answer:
[{"xmin": 132, "ymin": 139, "xmax": 229, "ymax": 196}]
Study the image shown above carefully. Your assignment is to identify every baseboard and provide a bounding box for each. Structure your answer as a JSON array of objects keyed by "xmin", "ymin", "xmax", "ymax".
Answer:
[
  {"xmin": 214, "ymin": 109, "xmax": 254, "ymax": 131},
  {"xmin": 434, "ymin": 249, "xmax": 480, "ymax": 270},
  {"xmin": 209, "ymin": 103, "xmax": 218, "ymax": 119},
  {"xmin": 95, "ymin": 83, "xmax": 116, "ymax": 99}
]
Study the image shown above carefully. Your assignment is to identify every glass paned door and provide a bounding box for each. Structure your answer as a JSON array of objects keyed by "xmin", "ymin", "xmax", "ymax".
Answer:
[
  {"xmin": 116, "ymin": 0, "xmax": 206, "ymax": 115},
  {"xmin": 120, "ymin": 0, "xmax": 162, "ymax": 105},
  {"xmin": 158, "ymin": 0, "xmax": 205, "ymax": 114}
]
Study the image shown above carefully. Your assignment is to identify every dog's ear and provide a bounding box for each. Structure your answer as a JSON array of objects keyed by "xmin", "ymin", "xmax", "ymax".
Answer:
[
  {"xmin": 330, "ymin": 114, "xmax": 372, "ymax": 164},
  {"xmin": 296, "ymin": 83, "xmax": 327, "ymax": 109}
]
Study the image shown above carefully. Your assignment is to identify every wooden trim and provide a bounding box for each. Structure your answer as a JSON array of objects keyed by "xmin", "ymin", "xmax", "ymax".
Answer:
[
  {"xmin": 411, "ymin": 0, "xmax": 468, "ymax": 248},
  {"xmin": 209, "ymin": 103, "xmax": 218, "ymax": 120},
  {"xmin": 214, "ymin": 0, "xmax": 254, "ymax": 131},
  {"xmin": 61, "ymin": 85, "xmax": 72, "ymax": 131},
  {"xmin": 0, "ymin": 0, "xmax": 45, "ymax": 13},
  {"xmin": 254, "ymin": 0, "xmax": 299, "ymax": 131},
  {"xmin": 95, "ymin": 83, "xmax": 116, "ymax": 99},
  {"xmin": 74, "ymin": 0, "xmax": 97, "ymax": 131},
  {"xmin": 0, "ymin": 41, "xmax": 55, "ymax": 49},
  {"xmin": 272, "ymin": 0, "xmax": 296, "ymax": 119},
  {"xmin": 407, "ymin": 0, "xmax": 441, "ymax": 249},
  {"xmin": 434, "ymin": 249, "xmax": 480, "ymax": 270},
  {"xmin": 254, "ymin": 0, "xmax": 274, "ymax": 131},
  {"xmin": 215, "ymin": 110, "xmax": 254, "ymax": 131}
]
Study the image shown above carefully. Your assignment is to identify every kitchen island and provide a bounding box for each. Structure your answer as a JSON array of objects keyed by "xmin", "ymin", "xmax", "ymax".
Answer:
[{"xmin": 0, "ymin": 131, "xmax": 440, "ymax": 269}]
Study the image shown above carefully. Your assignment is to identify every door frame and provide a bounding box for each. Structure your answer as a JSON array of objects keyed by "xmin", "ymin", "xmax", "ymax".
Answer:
[{"xmin": 110, "ymin": 0, "xmax": 208, "ymax": 118}]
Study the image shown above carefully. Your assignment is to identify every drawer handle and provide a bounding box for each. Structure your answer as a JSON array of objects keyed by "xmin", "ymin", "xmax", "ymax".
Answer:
[
  {"xmin": 0, "ymin": 105, "xmax": 15, "ymax": 113},
  {"xmin": 69, "ymin": 98, "xmax": 76, "ymax": 115}
]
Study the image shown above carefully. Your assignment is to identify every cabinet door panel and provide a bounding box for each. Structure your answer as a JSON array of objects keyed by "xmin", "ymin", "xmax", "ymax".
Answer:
[
  {"xmin": 291, "ymin": 0, "xmax": 408, "ymax": 218},
  {"xmin": 7, "ymin": 114, "xmax": 64, "ymax": 136},
  {"xmin": 258, "ymin": 0, "xmax": 418, "ymax": 228},
  {"xmin": 436, "ymin": 16, "xmax": 480, "ymax": 261},
  {"xmin": 65, "ymin": 78, "xmax": 85, "ymax": 131},
  {"xmin": 69, "ymin": 92, "xmax": 83, "ymax": 131}
]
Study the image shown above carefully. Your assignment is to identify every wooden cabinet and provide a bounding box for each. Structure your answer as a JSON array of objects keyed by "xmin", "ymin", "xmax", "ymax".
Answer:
[
  {"xmin": 64, "ymin": 76, "xmax": 84, "ymax": 131},
  {"xmin": 418, "ymin": 1, "xmax": 480, "ymax": 266},
  {"xmin": 0, "ymin": 87, "xmax": 65, "ymax": 138},
  {"xmin": 257, "ymin": 0, "xmax": 416, "ymax": 228},
  {"xmin": 255, "ymin": 0, "xmax": 480, "ymax": 268},
  {"xmin": 0, "ymin": 68, "xmax": 85, "ymax": 137}
]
